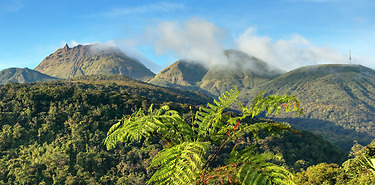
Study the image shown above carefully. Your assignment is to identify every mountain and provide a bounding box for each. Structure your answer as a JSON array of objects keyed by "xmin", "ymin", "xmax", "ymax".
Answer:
[
  {"xmin": 34, "ymin": 44, "xmax": 155, "ymax": 81},
  {"xmin": 148, "ymin": 60, "xmax": 208, "ymax": 91},
  {"xmin": 0, "ymin": 67, "xmax": 58, "ymax": 84},
  {"xmin": 242, "ymin": 64, "xmax": 375, "ymax": 150},
  {"xmin": 149, "ymin": 50, "xmax": 284, "ymax": 97}
]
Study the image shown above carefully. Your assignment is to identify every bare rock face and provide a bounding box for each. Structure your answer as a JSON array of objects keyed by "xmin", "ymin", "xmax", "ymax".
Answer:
[{"xmin": 34, "ymin": 44, "xmax": 155, "ymax": 81}]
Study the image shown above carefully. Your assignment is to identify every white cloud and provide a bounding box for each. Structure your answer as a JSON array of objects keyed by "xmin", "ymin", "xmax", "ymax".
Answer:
[
  {"xmin": 105, "ymin": 2, "xmax": 185, "ymax": 16},
  {"xmin": 69, "ymin": 40, "xmax": 81, "ymax": 47},
  {"xmin": 58, "ymin": 19, "xmax": 374, "ymax": 73},
  {"xmin": 136, "ymin": 19, "xmax": 375, "ymax": 72},
  {"xmin": 141, "ymin": 19, "xmax": 374, "ymax": 72},
  {"xmin": 114, "ymin": 39, "xmax": 163, "ymax": 73},
  {"xmin": 149, "ymin": 18, "xmax": 229, "ymax": 69},
  {"xmin": 236, "ymin": 28, "xmax": 349, "ymax": 71}
]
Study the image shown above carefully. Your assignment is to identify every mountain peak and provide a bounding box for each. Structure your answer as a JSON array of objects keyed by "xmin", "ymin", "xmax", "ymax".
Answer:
[
  {"xmin": 149, "ymin": 50, "xmax": 283, "ymax": 97},
  {"xmin": 63, "ymin": 43, "xmax": 70, "ymax": 50},
  {"xmin": 34, "ymin": 44, "xmax": 155, "ymax": 81},
  {"xmin": 224, "ymin": 49, "xmax": 284, "ymax": 75},
  {"xmin": 149, "ymin": 60, "xmax": 208, "ymax": 88}
]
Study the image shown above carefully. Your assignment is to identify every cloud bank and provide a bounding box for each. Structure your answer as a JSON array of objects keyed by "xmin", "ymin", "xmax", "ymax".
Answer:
[
  {"xmin": 147, "ymin": 18, "xmax": 368, "ymax": 72},
  {"xmin": 62, "ymin": 18, "xmax": 373, "ymax": 73},
  {"xmin": 236, "ymin": 28, "xmax": 348, "ymax": 71},
  {"xmin": 149, "ymin": 18, "xmax": 229, "ymax": 69},
  {"xmin": 61, "ymin": 40, "xmax": 162, "ymax": 73}
]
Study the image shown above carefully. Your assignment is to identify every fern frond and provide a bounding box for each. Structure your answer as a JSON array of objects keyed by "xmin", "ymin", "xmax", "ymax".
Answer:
[
  {"xmin": 241, "ymin": 121, "xmax": 295, "ymax": 140},
  {"xmin": 247, "ymin": 92, "xmax": 303, "ymax": 118},
  {"xmin": 104, "ymin": 105, "xmax": 194, "ymax": 150},
  {"xmin": 358, "ymin": 154, "xmax": 375, "ymax": 175},
  {"xmin": 147, "ymin": 141, "xmax": 210, "ymax": 185},
  {"xmin": 227, "ymin": 146, "xmax": 295, "ymax": 185},
  {"xmin": 105, "ymin": 88, "xmax": 301, "ymax": 185},
  {"xmin": 194, "ymin": 88, "xmax": 240, "ymax": 140}
]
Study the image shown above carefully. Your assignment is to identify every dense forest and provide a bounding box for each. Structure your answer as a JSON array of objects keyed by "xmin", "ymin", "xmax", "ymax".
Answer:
[{"xmin": 0, "ymin": 77, "xmax": 373, "ymax": 184}]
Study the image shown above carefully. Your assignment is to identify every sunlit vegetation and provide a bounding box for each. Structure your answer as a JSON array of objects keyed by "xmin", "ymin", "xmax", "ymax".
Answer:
[
  {"xmin": 0, "ymin": 77, "xmax": 372, "ymax": 184},
  {"xmin": 0, "ymin": 78, "xmax": 208, "ymax": 184},
  {"xmin": 243, "ymin": 64, "xmax": 375, "ymax": 151},
  {"xmin": 105, "ymin": 88, "xmax": 303, "ymax": 184},
  {"xmin": 295, "ymin": 141, "xmax": 375, "ymax": 184}
]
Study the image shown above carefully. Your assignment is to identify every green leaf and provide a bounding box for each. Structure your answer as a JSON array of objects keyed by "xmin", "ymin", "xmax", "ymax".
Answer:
[{"xmin": 147, "ymin": 141, "xmax": 210, "ymax": 185}]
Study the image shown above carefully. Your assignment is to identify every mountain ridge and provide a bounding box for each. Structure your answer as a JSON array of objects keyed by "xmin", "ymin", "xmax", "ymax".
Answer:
[
  {"xmin": 149, "ymin": 50, "xmax": 284, "ymax": 97},
  {"xmin": 34, "ymin": 44, "xmax": 155, "ymax": 81},
  {"xmin": 241, "ymin": 64, "xmax": 375, "ymax": 150},
  {"xmin": 0, "ymin": 67, "xmax": 58, "ymax": 84}
]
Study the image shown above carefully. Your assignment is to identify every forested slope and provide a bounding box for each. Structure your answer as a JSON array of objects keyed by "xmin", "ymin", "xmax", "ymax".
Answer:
[
  {"xmin": 0, "ymin": 76, "xmax": 347, "ymax": 184},
  {"xmin": 242, "ymin": 64, "xmax": 375, "ymax": 150}
]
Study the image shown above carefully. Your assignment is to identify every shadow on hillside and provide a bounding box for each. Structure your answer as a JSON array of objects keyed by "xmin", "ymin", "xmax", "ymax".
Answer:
[{"xmin": 267, "ymin": 117, "xmax": 374, "ymax": 151}]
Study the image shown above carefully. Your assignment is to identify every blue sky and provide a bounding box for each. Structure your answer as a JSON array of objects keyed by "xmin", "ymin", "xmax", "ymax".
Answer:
[{"xmin": 0, "ymin": 0, "xmax": 374, "ymax": 72}]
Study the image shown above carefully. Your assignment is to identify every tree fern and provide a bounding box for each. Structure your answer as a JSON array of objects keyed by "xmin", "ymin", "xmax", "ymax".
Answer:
[
  {"xmin": 148, "ymin": 141, "xmax": 210, "ymax": 185},
  {"xmin": 105, "ymin": 88, "xmax": 302, "ymax": 184},
  {"xmin": 105, "ymin": 105, "xmax": 193, "ymax": 150},
  {"xmin": 202, "ymin": 146, "xmax": 295, "ymax": 185},
  {"xmin": 246, "ymin": 91, "xmax": 303, "ymax": 118},
  {"xmin": 194, "ymin": 88, "xmax": 240, "ymax": 142},
  {"xmin": 358, "ymin": 154, "xmax": 375, "ymax": 175}
]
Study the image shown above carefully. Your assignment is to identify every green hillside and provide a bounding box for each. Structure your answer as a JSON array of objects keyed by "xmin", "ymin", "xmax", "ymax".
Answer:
[
  {"xmin": 0, "ymin": 67, "xmax": 58, "ymax": 84},
  {"xmin": 149, "ymin": 50, "xmax": 283, "ymax": 97},
  {"xmin": 0, "ymin": 77, "xmax": 347, "ymax": 184},
  {"xmin": 34, "ymin": 44, "xmax": 155, "ymax": 81},
  {"xmin": 148, "ymin": 60, "xmax": 208, "ymax": 91},
  {"xmin": 197, "ymin": 67, "xmax": 276, "ymax": 97},
  {"xmin": 68, "ymin": 74, "xmax": 212, "ymax": 105},
  {"xmin": 242, "ymin": 64, "xmax": 375, "ymax": 150}
]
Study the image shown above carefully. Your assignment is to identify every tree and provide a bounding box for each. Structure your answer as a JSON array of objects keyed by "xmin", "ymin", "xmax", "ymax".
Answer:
[
  {"xmin": 294, "ymin": 163, "xmax": 344, "ymax": 184},
  {"xmin": 341, "ymin": 141, "xmax": 375, "ymax": 183},
  {"xmin": 105, "ymin": 88, "xmax": 303, "ymax": 184}
]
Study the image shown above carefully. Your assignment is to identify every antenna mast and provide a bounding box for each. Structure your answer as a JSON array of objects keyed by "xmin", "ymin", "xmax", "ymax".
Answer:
[{"xmin": 349, "ymin": 49, "xmax": 352, "ymax": 64}]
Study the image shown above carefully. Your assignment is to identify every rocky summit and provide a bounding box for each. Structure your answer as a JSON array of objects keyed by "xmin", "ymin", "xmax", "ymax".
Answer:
[{"xmin": 34, "ymin": 44, "xmax": 155, "ymax": 81}]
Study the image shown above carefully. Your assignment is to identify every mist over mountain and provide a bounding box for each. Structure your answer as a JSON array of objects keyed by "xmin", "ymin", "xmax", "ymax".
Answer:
[
  {"xmin": 149, "ymin": 50, "xmax": 283, "ymax": 97},
  {"xmin": 0, "ymin": 67, "xmax": 58, "ymax": 84},
  {"xmin": 34, "ymin": 44, "xmax": 155, "ymax": 81}
]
